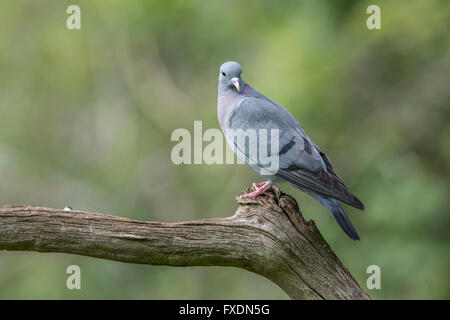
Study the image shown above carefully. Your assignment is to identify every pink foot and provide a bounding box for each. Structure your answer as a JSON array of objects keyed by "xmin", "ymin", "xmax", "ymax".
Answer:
[
  {"xmin": 253, "ymin": 182, "xmax": 276, "ymax": 198},
  {"xmin": 240, "ymin": 181, "xmax": 279, "ymax": 199},
  {"xmin": 253, "ymin": 182, "xmax": 267, "ymax": 188}
]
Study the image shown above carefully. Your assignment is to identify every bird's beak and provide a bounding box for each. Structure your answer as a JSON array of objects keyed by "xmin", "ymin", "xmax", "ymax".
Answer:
[{"xmin": 231, "ymin": 77, "xmax": 240, "ymax": 92}]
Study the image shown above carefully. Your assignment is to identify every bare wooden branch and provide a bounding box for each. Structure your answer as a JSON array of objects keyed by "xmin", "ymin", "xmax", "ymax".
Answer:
[{"xmin": 0, "ymin": 190, "xmax": 369, "ymax": 300}]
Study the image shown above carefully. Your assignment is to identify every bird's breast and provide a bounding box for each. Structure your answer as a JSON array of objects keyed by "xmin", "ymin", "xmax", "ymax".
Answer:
[{"xmin": 217, "ymin": 94, "xmax": 239, "ymax": 130}]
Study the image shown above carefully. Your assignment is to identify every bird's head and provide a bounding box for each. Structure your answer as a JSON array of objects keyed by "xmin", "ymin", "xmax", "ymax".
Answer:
[{"xmin": 218, "ymin": 61, "xmax": 243, "ymax": 93}]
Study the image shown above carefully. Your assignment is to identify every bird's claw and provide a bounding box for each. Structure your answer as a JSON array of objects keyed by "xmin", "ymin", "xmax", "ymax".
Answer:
[{"xmin": 240, "ymin": 181, "xmax": 281, "ymax": 201}]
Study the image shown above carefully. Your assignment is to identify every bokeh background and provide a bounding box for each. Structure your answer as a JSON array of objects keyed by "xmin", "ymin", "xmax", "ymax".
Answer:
[{"xmin": 0, "ymin": 0, "xmax": 449, "ymax": 299}]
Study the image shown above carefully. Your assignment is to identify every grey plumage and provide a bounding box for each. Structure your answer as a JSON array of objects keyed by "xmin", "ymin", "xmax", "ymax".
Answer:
[{"xmin": 217, "ymin": 61, "xmax": 364, "ymax": 240}]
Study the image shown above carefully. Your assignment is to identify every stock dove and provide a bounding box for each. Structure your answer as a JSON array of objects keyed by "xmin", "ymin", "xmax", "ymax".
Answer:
[{"xmin": 217, "ymin": 61, "xmax": 364, "ymax": 240}]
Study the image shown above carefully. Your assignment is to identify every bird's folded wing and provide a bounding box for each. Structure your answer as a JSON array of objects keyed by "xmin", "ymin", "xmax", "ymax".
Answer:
[
  {"xmin": 277, "ymin": 166, "xmax": 364, "ymax": 210},
  {"xmin": 226, "ymin": 95, "xmax": 364, "ymax": 210},
  {"xmin": 225, "ymin": 96, "xmax": 324, "ymax": 172}
]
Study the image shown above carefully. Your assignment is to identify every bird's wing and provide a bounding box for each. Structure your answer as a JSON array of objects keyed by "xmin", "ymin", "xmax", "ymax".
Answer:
[
  {"xmin": 277, "ymin": 139, "xmax": 364, "ymax": 209},
  {"xmin": 277, "ymin": 164, "xmax": 364, "ymax": 210},
  {"xmin": 226, "ymin": 95, "xmax": 364, "ymax": 210},
  {"xmin": 313, "ymin": 143, "xmax": 347, "ymax": 189},
  {"xmin": 225, "ymin": 95, "xmax": 324, "ymax": 174}
]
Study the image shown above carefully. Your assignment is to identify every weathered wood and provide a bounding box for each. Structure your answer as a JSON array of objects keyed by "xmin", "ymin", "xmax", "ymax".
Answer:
[{"xmin": 0, "ymin": 189, "xmax": 369, "ymax": 300}]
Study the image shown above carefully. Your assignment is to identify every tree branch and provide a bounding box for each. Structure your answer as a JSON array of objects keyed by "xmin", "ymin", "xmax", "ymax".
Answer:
[{"xmin": 0, "ymin": 190, "xmax": 369, "ymax": 300}]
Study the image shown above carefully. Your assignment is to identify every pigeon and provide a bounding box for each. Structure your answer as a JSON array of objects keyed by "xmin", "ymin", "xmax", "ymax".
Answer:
[{"xmin": 217, "ymin": 61, "xmax": 364, "ymax": 240}]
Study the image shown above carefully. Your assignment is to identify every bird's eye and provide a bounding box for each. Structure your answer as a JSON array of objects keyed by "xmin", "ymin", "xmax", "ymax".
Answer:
[{"xmin": 221, "ymin": 71, "xmax": 226, "ymax": 76}]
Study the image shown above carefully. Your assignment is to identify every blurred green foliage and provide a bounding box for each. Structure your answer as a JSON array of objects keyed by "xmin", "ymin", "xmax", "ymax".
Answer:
[{"xmin": 0, "ymin": 0, "xmax": 449, "ymax": 299}]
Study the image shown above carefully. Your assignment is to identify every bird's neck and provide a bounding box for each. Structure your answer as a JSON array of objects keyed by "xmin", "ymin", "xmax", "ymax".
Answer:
[{"xmin": 218, "ymin": 81, "xmax": 249, "ymax": 96}]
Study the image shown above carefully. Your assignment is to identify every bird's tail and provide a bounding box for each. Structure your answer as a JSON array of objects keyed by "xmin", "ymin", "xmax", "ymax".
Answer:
[
  {"xmin": 306, "ymin": 190, "xmax": 360, "ymax": 240},
  {"xmin": 328, "ymin": 200, "xmax": 360, "ymax": 240}
]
